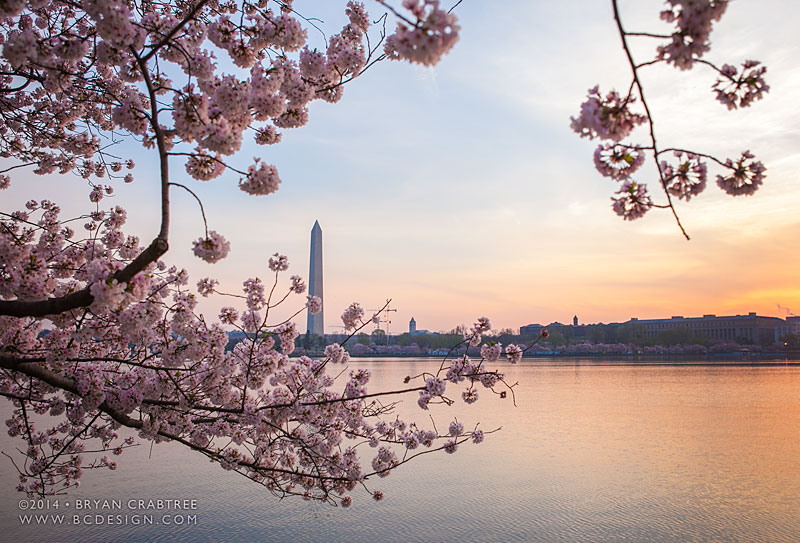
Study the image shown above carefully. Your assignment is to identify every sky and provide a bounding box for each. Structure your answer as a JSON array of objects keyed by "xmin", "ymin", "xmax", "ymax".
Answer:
[{"xmin": 5, "ymin": 0, "xmax": 800, "ymax": 334}]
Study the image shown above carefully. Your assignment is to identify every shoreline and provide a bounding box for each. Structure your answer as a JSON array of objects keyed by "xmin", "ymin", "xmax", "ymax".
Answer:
[{"xmin": 292, "ymin": 351, "xmax": 800, "ymax": 364}]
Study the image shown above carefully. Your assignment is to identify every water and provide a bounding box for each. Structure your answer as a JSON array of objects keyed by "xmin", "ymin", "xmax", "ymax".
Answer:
[{"xmin": 2, "ymin": 358, "xmax": 799, "ymax": 542}]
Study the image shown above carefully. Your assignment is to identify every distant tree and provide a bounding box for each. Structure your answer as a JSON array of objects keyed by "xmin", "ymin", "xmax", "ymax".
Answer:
[
  {"xmin": 590, "ymin": 326, "xmax": 606, "ymax": 344},
  {"xmin": 370, "ymin": 328, "xmax": 387, "ymax": 344},
  {"xmin": 618, "ymin": 323, "xmax": 647, "ymax": 344},
  {"xmin": 546, "ymin": 330, "xmax": 567, "ymax": 347},
  {"xmin": 562, "ymin": 326, "xmax": 575, "ymax": 345}
]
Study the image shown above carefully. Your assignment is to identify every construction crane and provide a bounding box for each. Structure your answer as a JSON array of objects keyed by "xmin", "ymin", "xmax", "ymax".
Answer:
[{"xmin": 368, "ymin": 301, "xmax": 397, "ymax": 345}]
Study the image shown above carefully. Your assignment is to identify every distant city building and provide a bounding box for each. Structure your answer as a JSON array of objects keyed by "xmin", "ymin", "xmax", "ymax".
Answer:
[
  {"xmin": 627, "ymin": 312, "xmax": 782, "ymax": 344},
  {"xmin": 521, "ymin": 312, "xmax": 795, "ymax": 345},
  {"xmin": 306, "ymin": 221, "xmax": 324, "ymax": 336},
  {"xmin": 407, "ymin": 317, "xmax": 433, "ymax": 335},
  {"xmin": 775, "ymin": 315, "xmax": 800, "ymax": 342},
  {"xmin": 520, "ymin": 323, "xmax": 545, "ymax": 336}
]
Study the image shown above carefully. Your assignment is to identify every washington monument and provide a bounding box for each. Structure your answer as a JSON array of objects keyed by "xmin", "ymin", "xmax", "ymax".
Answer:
[{"xmin": 307, "ymin": 220, "xmax": 324, "ymax": 335}]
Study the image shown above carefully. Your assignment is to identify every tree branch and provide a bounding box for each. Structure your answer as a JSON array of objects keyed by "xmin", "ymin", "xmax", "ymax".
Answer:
[
  {"xmin": 612, "ymin": 0, "xmax": 690, "ymax": 240},
  {"xmin": 0, "ymin": 237, "xmax": 168, "ymax": 318},
  {"xmin": 140, "ymin": 0, "xmax": 212, "ymax": 63}
]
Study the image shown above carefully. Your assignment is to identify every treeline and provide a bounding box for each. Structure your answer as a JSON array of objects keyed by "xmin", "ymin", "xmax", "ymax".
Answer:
[
  {"xmin": 229, "ymin": 324, "xmax": 791, "ymax": 354},
  {"xmin": 387, "ymin": 323, "xmax": 774, "ymax": 349}
]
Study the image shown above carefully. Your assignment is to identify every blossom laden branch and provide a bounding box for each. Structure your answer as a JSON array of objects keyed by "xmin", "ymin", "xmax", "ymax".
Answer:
[
  {"xmin": 0, "ymin": 236, "xmax": 168, "ymax": 318},
  {"xmin": 1, "ymin": 209, "xmax": 513, "ymax": 505},
  {"xmin": 570, "ymin": 0, "xmax": 769, "ymax": 236},
  {"xmin": 0, "ymin": 0, "xmax": 478, "ymax": 506}
]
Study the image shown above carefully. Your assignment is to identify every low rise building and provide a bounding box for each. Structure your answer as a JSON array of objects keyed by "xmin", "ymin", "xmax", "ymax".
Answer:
[
  {"xmin": 521, "ymin": 312, "xmax": 794, "ymax": 345},
  {"xmin": 520, "ymin": 323, "xmax": 545, "ymax": 336},
  {"xmin": 626, "ymin": 312, "xmax": 782, "ymax": 344},
  {"xmin": 775, "ymin": 315, "xmax": 800, "ymax": 343}
]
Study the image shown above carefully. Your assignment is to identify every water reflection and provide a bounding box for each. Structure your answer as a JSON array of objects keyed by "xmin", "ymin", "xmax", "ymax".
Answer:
[{"xmin": 1, "ymin": 359, "xmax": 798, "ymax": 542}]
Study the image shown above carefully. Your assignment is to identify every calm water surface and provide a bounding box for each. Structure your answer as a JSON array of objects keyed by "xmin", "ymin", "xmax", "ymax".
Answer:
[{"xmin": 1, "ymin": 358, "xmax": 799, "ymax": 542}]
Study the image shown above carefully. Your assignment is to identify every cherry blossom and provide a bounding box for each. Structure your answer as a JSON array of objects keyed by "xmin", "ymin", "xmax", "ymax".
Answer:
[
  {"xmin": 306, "ymin": 295, "xmax": 323, "ymax": 314},
  {"xmin": 657, "ymin": 0, "xmax": 728, "ymax": 70},
  {"xmin": 192, "ymin": 231, "xmax": 231, "ymax": 263},
  {"xmin": 197, "ymin": 278, "xmax": 218, "ymax": 296},
  {"xmin": 268, "ymin": 253, "xmax": 289, "ymax": 272},
  {"xmin": 383, "ymin": 0, "xmax": 460, "ymax": 66},
  {"xmin": 0, "ymin": 0, "xmax": 453, "ymax": 264},
  {"xmin": 594, "ymin": 144, "xmax": 646, "ymax": 181},
  {"xmin": 660, "ymin": 151, "xmax": 707, "ymax": 201},
  {"xmin": 571, "ymin": 87, "xmax": 647, "ymax": 142},
  {"xmin": 240, "ymin": 161, "xmax": 281, "ymax": 196},
  {"xmin": 289, "ymin": 275, "xmax": 306, "ymax": 294},
  {"xmin": 342, "ymin": 302, "xmax": 365, "ymax": 330},
  {"xmin": 186, "ymin": 151, "xmax": 226, "ymax": 181},
  {"xmin": 712, "ymin": 60, "xmax": 769, "ymax": 110},
  {"xmin": 0, "ymin": 0, "xmax": 776, "ymax": 508},
  {"xmin": 504, "ymin": 344, "xmax": 523, "ymax": 364},
  {"xmin": 480, "ymin": 343, "xmax": 502, "ymax": 363},
  {"xmin": 611, "ymin": 181, "xmax": 653, "ymax": 220},
  {"xmin": 715, "ymin": 150, "xmax": 766, "ymax": 196},
  {"xmin": 574, "ymin": 0, "xmax": 769, "ymax": 236},
  {"xmin": 449, "ymin": 421, "xmax": 464, "ymax": 436}
]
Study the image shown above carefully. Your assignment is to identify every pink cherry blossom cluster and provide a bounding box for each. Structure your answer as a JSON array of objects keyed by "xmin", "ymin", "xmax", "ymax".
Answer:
[
  {"xmin": 660, "ymin": 151, "xmax": 707, "ymax": 201},
  {"xmin": 611, "ymin": 181, "xmax": 653, "ymax": 221},
  {"xmin": 593, "ymin": 144, "xmax": 646, "ymax": 181},
  {"xmin": 573, "ymin": 1, "xmax": 769, "ymax": 228},
  {"xmin": 306, "ymin": 295, "xmax": 323, "ymax": 314},
  {"xmin": 462, "ymin": 316, "xmax": 491, "ymax": 347},
  {"xmin": 324, "ymin": 343, "xmax": 350, "ymax": 365},
  {"xmin": 0, "ymin": 0, "xmax": 460, "ymax": 263},
  {"xmin": 289, "ymin": 275, "xmax": 306, "ymax": 294},
  {"xmin": 480, "ymin": 343, "xmax": 502, "ymax": 363},
  {"xmin": 571, "ymin": 87, "xmax": 647, "ymax": 143},
  {"xmin": 570, "ymin": 88, "xmax": 653, "ymax": 221},
  {"xmin": 240, "ymin": 160, "xmax": 281, "ymax": 196},
  {"xmin": 243, "ymin": 278, "xmax": 266, "ymax": 310},
  {"xmin": 712, "ymin": 60, "xmax": 769, "ymax": 110},
  {"xmin": 192, "ymin": 231, "xmax": 231, "ymax": 263},
  {"xmin": 383, "ymin": 0, "xmax": 460, "ymax": 66},
  {"xmin": 0, "ymin": 1, "xmax": 514, "ymax": 507},
  {"xmin": 268, "ymin": 252, "xmax": 289, "ymax": 272},
  {"xmin": 504, "ymin": 344, "xmax": 523, "ymax": 364},
  {"xmin": 1, "ymin": 205, "xmax": 518, "ymax": 504},
  {"xmin": 341, "ymin": 302, "xmax": 366, "ymax": 330},
  {"xmin": 197, "ymin": 277, "xmax": 218, "ymax": 297},
  {"xmin": 657, "ymin": 0, "xmax": 728, "ymax": 70},
  {"xmin": 185, "ymin": 151, "xmax": 226, "ymax": 182},
  {"xmin": 715, "ymin": 150, "xmax": 765, "ymax": 196}
]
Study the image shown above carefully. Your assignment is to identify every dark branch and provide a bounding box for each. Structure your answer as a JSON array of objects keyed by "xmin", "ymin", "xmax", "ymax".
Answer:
[
  {"xmin": 0, "ymin": 237, "xmax": 168, "ymax": 318},
  {"xmin": 612, "ymin": 0, "xmax": 690, "ymax": 240}
]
